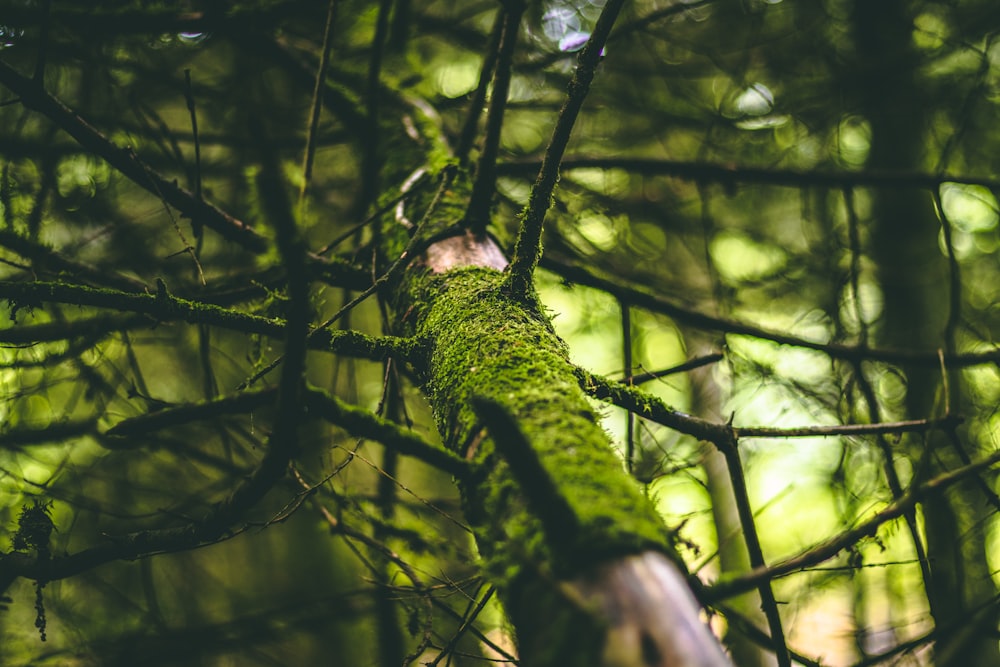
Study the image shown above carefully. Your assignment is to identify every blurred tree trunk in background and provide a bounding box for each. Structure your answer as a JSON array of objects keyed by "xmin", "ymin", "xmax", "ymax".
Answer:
[{"xmin": 854, "ymin": 2, "xmax": 1000, "ymax": 664}]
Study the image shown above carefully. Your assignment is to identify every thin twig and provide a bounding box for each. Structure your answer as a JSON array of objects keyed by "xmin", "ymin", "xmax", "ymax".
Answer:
[
  {"xmin": 430, "ymin": 594, "xmax": 519, "ymax": 663},
  {"xmin": 628, "ymin": 353, "xmax": 724, "ymax": 385},
  {"xmin": 183, "ymin": 69, "xmax": 203, "ymax": 201},
  {"xmin": 466, "ymin": 2, "xmax": 525, "ymax": 234},
  {"xmin": 0, "ymin": 60, "xmax": 268, "ymax": 252},
  {"xmin": 705, "ymin": 446, "xmax": 1000, "ymax": 602},
  {"xmin": 456, "ymin": 11, "xmax": 505, "ymax": 162},
  {"xmin": 506, "ymin": 0, "xmax": 626, "ymax": 299},
  {"xmin": 733, "ymin": 416, "xmax": 961, "ymax": 439},
  {"xmin": 299, "ymin": 0, "xmax": 338, "ymax": 216},
  {"xmin": 426, "ymin": 586, "xmax": 496, "ymax": 667},
  {"xmin": 291, "ymin": 468, "xmax": 435, "ymax": 666},
  {"xmin": 338, "ymin": 446, "xmax": 472, "ymax": 534},
  {"xmin": 316, "ymin": 171, "xmax": 428, "ymax": 256},
  {"xmin": 132, "ymin": 148, "xmax": 206, "ymax": 285}
]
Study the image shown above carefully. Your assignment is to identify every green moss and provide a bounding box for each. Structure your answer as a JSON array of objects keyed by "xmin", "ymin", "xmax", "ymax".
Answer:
[
  {"xmin": 381, "ymin": 194, "xmax": 697, "ymax": 663},
  {"xmin": 398, "ymin": 267, "xmax": 670, "ymax": 589}
]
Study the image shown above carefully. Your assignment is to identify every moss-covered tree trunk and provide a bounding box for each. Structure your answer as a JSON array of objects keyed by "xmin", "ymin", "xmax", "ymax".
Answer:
[
  {"xmin": 385, "ymin": 211, "xmax": 729, "ymax": 665},
  {"xmin": 853, "ymin": 3, "xmax": 1000, "ymax": 664}
]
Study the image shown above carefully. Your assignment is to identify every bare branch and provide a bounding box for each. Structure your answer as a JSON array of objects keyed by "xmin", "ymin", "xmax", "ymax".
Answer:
[
  {"xmin": 705, "ymin": 447, "xmax": 1000, "ymax": 602},
  {"xmin": 499, "ymin": 155, "xmax": 1000, "ymax": 192},
  {"xmin": 465, "ymin": 2, "xmax": 524, "ymax": 234},
  {"xmin": 0, "ymin": 59, "xmax": 268, "ymax": 252},
  {"xmin": 506, "ymin": 0, "xmax": 625, "ymax": 300}
]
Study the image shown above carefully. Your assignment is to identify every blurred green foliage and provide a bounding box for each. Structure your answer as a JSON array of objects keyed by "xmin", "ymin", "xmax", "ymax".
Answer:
[{"xmin": 1, "ymin": 0, "xmax": 999, "ymax": 665}]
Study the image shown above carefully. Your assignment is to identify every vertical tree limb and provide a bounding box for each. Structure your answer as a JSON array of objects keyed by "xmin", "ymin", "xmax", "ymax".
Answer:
[
  {"xmin": 506, "ymin": 0, "xmax": 625, "ymax": 300},
  {"xmin": 465, "ymin": 1, "xmax": 525, "ymax": 233}
]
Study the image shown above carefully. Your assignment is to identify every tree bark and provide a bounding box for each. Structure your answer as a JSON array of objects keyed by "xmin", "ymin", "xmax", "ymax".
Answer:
[{"xmin": 386, "ymin": 214, "xmax": 730, "ymax": 665}]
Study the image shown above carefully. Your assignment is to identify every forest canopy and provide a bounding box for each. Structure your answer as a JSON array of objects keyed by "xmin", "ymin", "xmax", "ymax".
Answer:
[{"xmin": 2, "ymin": 1, "xmax": 1000, "ymax": 666}]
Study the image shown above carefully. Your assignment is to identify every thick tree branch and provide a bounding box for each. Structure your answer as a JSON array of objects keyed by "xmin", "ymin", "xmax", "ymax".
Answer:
[{"xmin": 390, "ymin": 223, "xmax": 730, "ymax": 664}]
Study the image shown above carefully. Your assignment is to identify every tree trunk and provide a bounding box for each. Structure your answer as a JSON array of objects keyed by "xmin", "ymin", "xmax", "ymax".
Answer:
[
  {"xmin": 853, "ymin": 3, "xmax": 1000, "ymax": 664},
  {"xmin": 385, "ymin": 208, "xmax": 730, "ymax": 665}
]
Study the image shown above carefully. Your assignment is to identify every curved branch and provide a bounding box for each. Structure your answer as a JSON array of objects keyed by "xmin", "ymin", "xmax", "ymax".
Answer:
[
  {"xmin": 579, "ymin": 368, "xmax": 964, "ymax": 443},
  {"xmin": 0, "ymin": 59, "xmax": 268, "ymax": 253}
]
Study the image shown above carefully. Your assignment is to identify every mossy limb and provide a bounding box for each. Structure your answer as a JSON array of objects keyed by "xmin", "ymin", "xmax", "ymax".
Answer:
[{"xmin": 380, "ymin": 153, "xmax": 729, "ymax": 663}]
